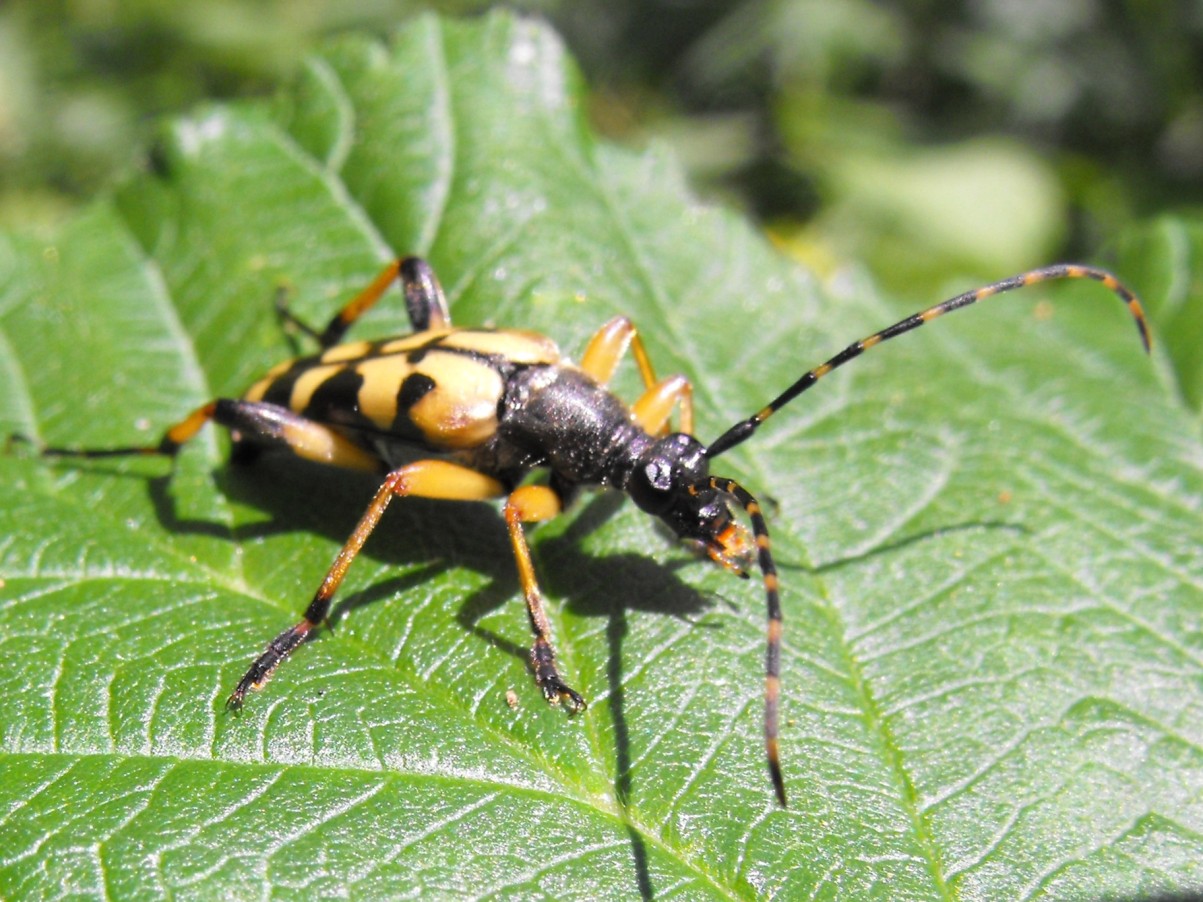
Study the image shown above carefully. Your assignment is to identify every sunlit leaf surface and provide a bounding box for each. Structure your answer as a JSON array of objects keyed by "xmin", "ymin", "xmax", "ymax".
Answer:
[{"xmin": 2, "ymin": 13, "xmax": 1201, "ymax": 900}]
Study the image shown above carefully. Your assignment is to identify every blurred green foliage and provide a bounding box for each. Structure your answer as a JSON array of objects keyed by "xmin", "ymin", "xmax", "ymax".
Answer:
[{"xmin": 2, "ymin": 0, "xmax": 1201, "ymax": 292}]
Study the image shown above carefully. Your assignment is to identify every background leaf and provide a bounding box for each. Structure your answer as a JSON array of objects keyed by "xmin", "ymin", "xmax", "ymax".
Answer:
[
  {"xmin": 1113, "ymin": 215, "xmax": 1203, "ymax": 417},
  {"xmin": 2, "ymin": 13, "xmax": 1202, "ymax": 900}
]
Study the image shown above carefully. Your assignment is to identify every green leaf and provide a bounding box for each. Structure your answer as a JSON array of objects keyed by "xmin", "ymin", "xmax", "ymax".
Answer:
[
  {"xmin": 2, "ymin": 12, "xmax": 1202, "ymax": 900},
  {"xmin": 1113, "ymin": 215, "xmax": 1203, "ymax": 416}
]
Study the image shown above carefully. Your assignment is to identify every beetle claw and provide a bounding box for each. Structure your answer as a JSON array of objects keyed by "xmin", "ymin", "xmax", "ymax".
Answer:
[{"xmin": 542, "ymin": 677, "xmax": 587, "ymax": 714}]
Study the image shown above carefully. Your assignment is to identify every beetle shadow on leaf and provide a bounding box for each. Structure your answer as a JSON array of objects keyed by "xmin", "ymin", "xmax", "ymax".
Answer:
[
  {"xmin": 462, "ymin": 489, "xmax": 702, "ymax": 902},
  {"xmin": 453, "ymin": 490, "xmax": 717, "ymax": 658},
  {"xmin": 135, "ymin": 451, "xmax": 715, "ymax": 629},
  {"xmin": 137, "ymin": 453, "xmax": 521, "ymax": 595},
  {"xmin": 445, "ymin": 489, "xmax": 714, "ymax": 898},
  {"xmin": 137, "ymin": 449, "xmax": 722, "ymax": 888},
  {"xmin": 540, "ymin": 492, "xmax": 702, "ymax": 901}
]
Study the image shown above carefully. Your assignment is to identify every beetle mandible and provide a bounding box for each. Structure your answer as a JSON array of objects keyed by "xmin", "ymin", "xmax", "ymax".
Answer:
[{"xmin": 27, "ymin": 256, "xmax": 1150, "ymax": 806}]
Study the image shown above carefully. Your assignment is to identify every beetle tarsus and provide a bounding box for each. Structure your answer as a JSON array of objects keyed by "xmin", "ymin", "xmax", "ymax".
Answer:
[
  {"xmin": 532, "ymin": 637, "xmax": 587, "ymax": 713},
  {"xmin": 541, "ymin": 676, "xmax": 587, "ymax": 714},
  {"xmin": 227, "ymin": 620, "xmax": 316, "ymax": 710}
]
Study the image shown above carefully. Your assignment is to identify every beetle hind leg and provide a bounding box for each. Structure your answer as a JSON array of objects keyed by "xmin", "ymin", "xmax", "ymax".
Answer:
[
  {"xmin": 228, "ymin": 620, "xmax": 317, "ymax": 708},
  {"xmin": 17, "ymin": 401, "xmax": 219, "ymax": 459},
  {"xmin": 532, "ymin": 638, "xmax": 586, "ymax": 711}
]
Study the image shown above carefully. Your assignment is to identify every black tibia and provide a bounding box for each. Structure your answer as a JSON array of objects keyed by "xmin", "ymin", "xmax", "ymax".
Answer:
[
  {"xmin": 303, "ymin": 591, "xmax": 333, "ymax": 625},
  {"xmin": 227, "ymin": 620, "xmax": 314, "ymax": 709},
  {"xmin": 399, "ymin": 257, "xmax": 451, "ymax": 332},
  {"xmin": 301, "ymin": 256, "xmax": 453, "ymax": 350},
  {"xmin": 212, "ymin": 399, "xmax": 300, "ymax": 449},
  {"xmin": 532, "ymin": 636, "xmax": 586, "ymax": 712}
]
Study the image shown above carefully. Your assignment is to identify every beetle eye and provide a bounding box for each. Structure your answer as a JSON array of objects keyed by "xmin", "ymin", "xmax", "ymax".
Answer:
[
  {"xmin": 644, "ymin": 459, "xmax": 673, "ymax": 492},
  {"xmin": 630, "ymin": 457, "xmax": 674, "ymax": 514}
]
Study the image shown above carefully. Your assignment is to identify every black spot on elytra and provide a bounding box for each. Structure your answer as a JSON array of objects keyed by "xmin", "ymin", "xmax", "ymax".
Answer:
[
  {"xmin": 303, "ymin": 367, "xmax": 365, "ymax": 423},
  {"xmin": 397, "ymin": 372, "xmax": 436, "ymax": 411},
  {"xmin": 389, "ymin": 372, "xmax": 436, "ymax": 441}
]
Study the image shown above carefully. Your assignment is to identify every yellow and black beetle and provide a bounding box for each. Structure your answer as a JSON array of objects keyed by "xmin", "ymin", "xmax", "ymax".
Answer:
[{"xmin": 26, "ymin": 256, "xmax": 1150, "ymax": 806}]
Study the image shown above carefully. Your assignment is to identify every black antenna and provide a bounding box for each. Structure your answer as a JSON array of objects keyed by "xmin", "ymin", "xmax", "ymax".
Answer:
[
  {"xmin": 707, "ymin": 265, "xmax": 1150, "ymax": 459},
  {"xmin": 700, "ymin": 475, "xmax": 787, "ymax": 806}
]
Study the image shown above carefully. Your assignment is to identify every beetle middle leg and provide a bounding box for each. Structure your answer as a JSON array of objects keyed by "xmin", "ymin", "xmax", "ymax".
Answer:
[
  {"xmin": 504, "ymin": 484, "xmax": 586, "ymax": 711},
  {"xmin": 228, "ymin": 459, "xmax": 506, "ymax": 708}
]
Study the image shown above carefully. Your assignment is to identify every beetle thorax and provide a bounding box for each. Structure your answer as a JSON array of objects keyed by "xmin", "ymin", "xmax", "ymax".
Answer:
[{"xmin": 485, "ymin": 364, "xmax": 656, "ymax": 488}]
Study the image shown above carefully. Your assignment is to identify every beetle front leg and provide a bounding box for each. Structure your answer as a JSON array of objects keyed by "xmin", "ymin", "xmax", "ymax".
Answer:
[
  {"xmin": 504, "ymin": 484, "xmax": 585, "ymax": 711},
  {"xmin": 228, "ymin": 460, "xmax": 505, "ymax": 708}
]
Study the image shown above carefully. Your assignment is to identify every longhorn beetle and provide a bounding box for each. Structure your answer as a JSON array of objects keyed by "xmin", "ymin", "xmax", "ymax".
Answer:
[{"xmin": 23, "ymin": 256, "xmax": 1150, "ymax": 807}]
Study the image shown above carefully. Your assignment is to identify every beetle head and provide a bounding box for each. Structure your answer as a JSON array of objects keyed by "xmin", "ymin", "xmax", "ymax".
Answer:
[{"xmin": 629, "ymin": 433, "xmax": 754, "ymax": 576}]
